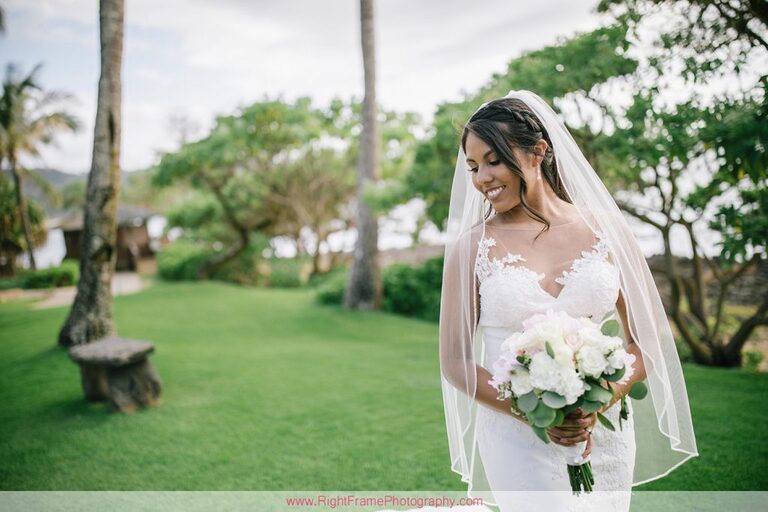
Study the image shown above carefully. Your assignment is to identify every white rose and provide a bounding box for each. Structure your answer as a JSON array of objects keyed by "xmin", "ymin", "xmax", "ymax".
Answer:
[
  {"xmin": 529, "ymin": 322, "xmax": 564, "ymax": 346},
  {"xmin": 547, "ymin": 336, "xmax": 576, "ymax": 369},
  {"xmin": 578, "ymin": 324, "xmax": 604, "ymax": 349},
  {"xmin": 602, "ymin": 334, "xmax": 623, "ymax": 353},
  {"xmin": 580, "ymin": 326, "xmax": 622, "ymax": 355},
  {"xmin": 616, "ymin": 352, "xmax": 637, "ymax": 385},
  {"xmin": 576, "ymin": 345, "xmax": 609, "ymax": 378},
  {"xmin": 606, "ymin": 348, "xmax": 627, "ymax": 372},
  {"xmin": 510, "ymin": 329, "xmax": 541, "ymax": 355}
]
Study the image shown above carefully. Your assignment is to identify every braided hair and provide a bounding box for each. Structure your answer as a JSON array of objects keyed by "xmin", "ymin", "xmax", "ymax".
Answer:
[{"xmin": 460, "ymin": 97, "xmax": 573, "ymax": 236}]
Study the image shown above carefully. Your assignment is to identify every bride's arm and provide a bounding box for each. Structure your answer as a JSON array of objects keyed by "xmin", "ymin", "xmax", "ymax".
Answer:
[
  {"xmin": 600, "ymin": 289, "xmax": 648, "ymax": 413},
  {"xmin": 474, "ymin": 365, "xmax": 528, "ymax": 421},
  {"xmin": 439, "ymin": 235, "xmax": 528, "ymax": 423}
]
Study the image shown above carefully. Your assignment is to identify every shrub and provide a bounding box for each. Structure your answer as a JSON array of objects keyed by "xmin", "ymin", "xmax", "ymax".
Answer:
[
  {"xmin": 743, "ymin": 350, "xmax": 765, "ymax": 372},
  {"xmin": 382, "ymin": 255, "xmax": 444, "ymax": 322},
  {"xmin": 264, "ymin": 256, "xmax": 311, "ymax": 288},
  {"xmin": 157, "ymin": 240, "xmax": 212, "ymax": 281},
  {"xmin": 21, "ymin": 259, "xmax": 80, "ymax": 289},
  {"xmin": 307, "ymin": 264, "xmax": 347, "ymax": 288},
  {"xmin": 0, "ymin": 276, "xmax": 25, "ymax": 290},
  {"xmin": 382, "ymin": 263, "xmax": 423, "ymax": 316},
  {"xmin": 315, "ymin": 269, "xmax": 348, "ymax": 304},
  {"xmin": 314, "ymin": 255, "xmax": 445, "ymax": 322}
]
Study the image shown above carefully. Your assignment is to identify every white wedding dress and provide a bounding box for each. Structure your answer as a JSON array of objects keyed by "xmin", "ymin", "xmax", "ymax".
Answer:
[{"xmin": 472, "ymin": 220, "xmax": 636, "ymax": 511}]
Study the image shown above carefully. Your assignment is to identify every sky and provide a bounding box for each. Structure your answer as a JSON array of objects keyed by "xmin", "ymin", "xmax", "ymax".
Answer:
[
  {"xmin": 1, "ymin": 0, "xmax": 607, "ymax": 174},
  {"xmin": 5, "ymin": 0, "xmax": 756, "ymax": 262}
]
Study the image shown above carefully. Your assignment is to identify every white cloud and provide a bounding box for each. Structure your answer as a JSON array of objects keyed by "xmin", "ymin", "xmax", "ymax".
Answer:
[{"xmin": 5, "ymin": 0, "xmax": 606, "ymax": 173}]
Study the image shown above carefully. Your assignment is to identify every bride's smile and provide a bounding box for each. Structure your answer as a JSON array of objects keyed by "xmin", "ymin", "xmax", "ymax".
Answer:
[{"xmin": 463, "ymin": 129, "xmax": 574, "ymax": 226}]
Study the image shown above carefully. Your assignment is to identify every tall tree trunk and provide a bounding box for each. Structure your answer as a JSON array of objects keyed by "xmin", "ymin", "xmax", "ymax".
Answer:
[
  {"xmin": 8, "ymin": 152, "xmax": 36, "ymax": 270},
  {"xmin": 310, "ymin": 229, "xmax": 324, "ymax": 278},
  {"xmin": 58, "ymin": 0, "xmax": 123, "ymax": 347},
  {"xmin": 344, "ymin": 0, "xmax": 381, "ymax": 310}
]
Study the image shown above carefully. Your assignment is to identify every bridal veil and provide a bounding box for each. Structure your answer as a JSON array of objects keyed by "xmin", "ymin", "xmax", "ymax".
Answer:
[{"xmin": 438, "ymin": 90, "xmax": 699, "ymax": 501}]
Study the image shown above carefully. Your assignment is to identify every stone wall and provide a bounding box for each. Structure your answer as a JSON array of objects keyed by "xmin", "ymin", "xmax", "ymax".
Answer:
[
  {"xmin": 647, "ymin": 254, "xmax": 767, "ymax": 308},
  {"xmin": 375, "ymin": 244, "xmax": 767, "ymax": 309}
]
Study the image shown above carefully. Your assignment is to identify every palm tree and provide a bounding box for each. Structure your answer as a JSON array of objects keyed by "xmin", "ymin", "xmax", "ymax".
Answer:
[
  {"xmin": 0, "ymin": 63, "xmax": 80, "ymax": 270},
  {"xmin": 58, "ymin": 0, "xmax": 123, "ymax": 347},
  {"xmin": 344, "ymin": 0, "xmax": 382, "ymax": 310}
]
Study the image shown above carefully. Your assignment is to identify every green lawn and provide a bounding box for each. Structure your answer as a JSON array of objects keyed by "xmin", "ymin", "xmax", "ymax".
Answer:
[{"xmin": 0, "ymin": 281, "xmax": 766, "ymax": 491}]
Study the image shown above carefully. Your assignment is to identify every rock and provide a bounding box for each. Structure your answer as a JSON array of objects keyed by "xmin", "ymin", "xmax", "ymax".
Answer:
[{"xmin": 68, "ymin": 335, "xmax": 162, "ymax": 413}]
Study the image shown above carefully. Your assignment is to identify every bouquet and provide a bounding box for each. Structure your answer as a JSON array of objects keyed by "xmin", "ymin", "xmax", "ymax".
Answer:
[{"xmin": 488, "ymin": 308, "xmax": 648, "ymax": 494}]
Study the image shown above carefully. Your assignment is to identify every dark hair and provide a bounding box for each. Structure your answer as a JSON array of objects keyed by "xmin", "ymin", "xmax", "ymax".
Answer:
[{"xmin": 461, "ymin": 97, "xmax": 572, "ymax": 236}]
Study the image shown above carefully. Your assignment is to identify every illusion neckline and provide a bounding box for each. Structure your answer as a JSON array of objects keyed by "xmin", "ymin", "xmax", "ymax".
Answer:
[
  {"xmin": 484, "ymin": 218, "xmax": 581, "ymax": 230},
  {"xmin": 476, "ymin": 230, "xmax": 609, "ymax": 302}
]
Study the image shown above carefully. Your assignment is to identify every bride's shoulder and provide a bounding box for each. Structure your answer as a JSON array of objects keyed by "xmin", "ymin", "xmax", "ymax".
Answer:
[
  {"xmin": 444, "ymin": 223, "xmax": 486, "ymax": 263},
  {"xmin": 452, "ymin": 221, "xmax": 487, "ymax": 243}
]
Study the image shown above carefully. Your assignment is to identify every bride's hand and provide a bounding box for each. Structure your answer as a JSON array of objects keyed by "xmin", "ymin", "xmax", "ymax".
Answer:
[{"xmin": 547, "ymin": 410, "xmax": 597, "ymax": 447}]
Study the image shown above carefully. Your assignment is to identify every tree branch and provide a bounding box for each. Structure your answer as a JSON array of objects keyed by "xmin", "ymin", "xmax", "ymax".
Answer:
[
  {"xmin": 616, "ymin": 200, "xmax": 666, "ymax": 230},
  {"xmin": 724, "ymin": 289, "xmax": 768, "ymax": 363}
]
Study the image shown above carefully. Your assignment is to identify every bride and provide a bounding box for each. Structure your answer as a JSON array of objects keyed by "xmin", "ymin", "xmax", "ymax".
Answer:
[{"xmin": 438, "ymin": 91, "xmax": 699, "ymax": 511}]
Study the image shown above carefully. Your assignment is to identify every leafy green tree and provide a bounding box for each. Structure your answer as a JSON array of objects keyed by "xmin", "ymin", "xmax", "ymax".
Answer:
[
  {"xmin": 596, "ymin": 86, "xmax": 767, "ymax": 366},
  {"xmin": 152, "ymin": 97, "xmax": 339, "ymax": 279},
  {"xmin": 0, "ymin": 173, "xmax": 46, "ymax": 277},
  {"xmin": 153, "ymin": 93, "xmax": 420, "ymax": 282},
  {"xmin": 407, "ymin": 23, "xmax": 638, "ymax": 230},
  {"xmin": 595, "ymin": 0, "xmax": 767, "ymax": 366},
  {"xmin": 265, "ymin": 146, "xmax": 356, "ymax": 277},
  {"xmin": 0, "ymin": 63, "xmax": 80, "ymax": 270},
  {"xmin": 597, "ymin": 0, "xmax": 767, "ymax": 82}
]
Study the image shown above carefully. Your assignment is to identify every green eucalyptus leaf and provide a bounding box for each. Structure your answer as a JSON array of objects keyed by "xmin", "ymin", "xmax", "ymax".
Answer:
[
  {"xmin": 562, "ymin": 402, "xmax": 581, "ymax": 416},
  {"xmin": 551, "ymin": 408, "xmax": 565, "ymax": 427},
  {"xmin": 596, "ymin": 411, "xmax": 616, "ymax": 431},
  {"xmin": 601, "ymin": 319, "xmax": 620, "ymax": 337},
  {"xmin": 517, "ymin": 391, "xmax": 540, "ymax": 413},
  {"xmin": 584, "ymin": 383, "xmax": 613, "ymax": 403},
  {"xmin": 628, "ymin": 381, "xmax": 648, "ymax": 400},
  {"xmin": 532, "ymin": 403, "xmax": 557, "ymax": 428},
  {"xmin": 580, "ymin": 400, "xmax": 603, "ymax": 413},
  {"xmin": 585, "ymin": 377, "xmax": 601, "ymax": 387},
  {"xmin": 545, "ymin": 341, "xmax": 555, "ymax": 358},
  {"xmin": 604, "ymin": 366, "xmax": 626, "ymax": 382},
  {"xmin": 542, "ymin": 391, "xmax": 567, "ymax": 409},
  {"xmin": 531, "ymin": 425, "xmax": 551, "ymax": 444}
]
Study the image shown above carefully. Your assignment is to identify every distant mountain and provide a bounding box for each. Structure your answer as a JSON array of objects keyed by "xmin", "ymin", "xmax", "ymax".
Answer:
[
  {"xmin": 1, "ymin": 167, "xmax": 153, "ymax": 218},
  {"xmin": 26, "ymin": 167, "xmax": 86, "ymax": 188}
]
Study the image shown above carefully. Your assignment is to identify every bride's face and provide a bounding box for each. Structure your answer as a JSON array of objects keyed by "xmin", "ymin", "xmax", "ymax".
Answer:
[{"xmin": 465, "ymin": 131, "xmax": 538, "ymax": 212}]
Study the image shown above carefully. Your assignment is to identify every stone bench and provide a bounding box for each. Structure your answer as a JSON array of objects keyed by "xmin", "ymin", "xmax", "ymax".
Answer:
[{"xmin": 68, "ymin": 335, "xmax": 162, "ymax": 413}]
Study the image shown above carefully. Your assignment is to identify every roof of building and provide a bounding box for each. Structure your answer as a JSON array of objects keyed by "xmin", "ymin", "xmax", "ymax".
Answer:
[{"xmin": 47, "ymin": 204, "xmax": 157, "ymax": 231}]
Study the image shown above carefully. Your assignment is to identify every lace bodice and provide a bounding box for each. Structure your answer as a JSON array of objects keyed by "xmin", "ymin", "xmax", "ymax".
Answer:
[{"xmin": 475, "ymin": 228, "xmax": 621, "ymax": 330}]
